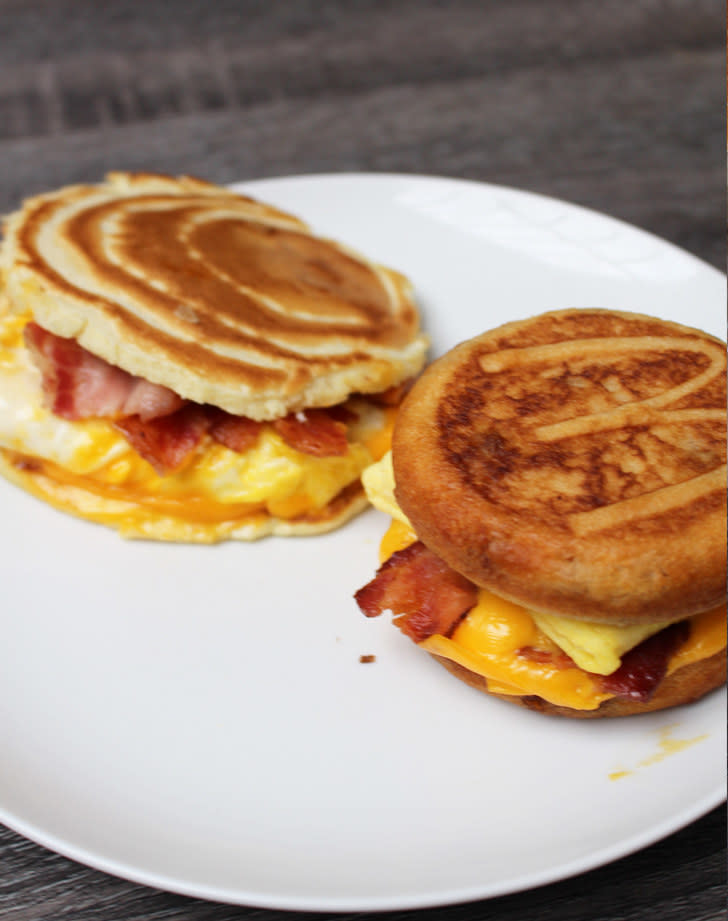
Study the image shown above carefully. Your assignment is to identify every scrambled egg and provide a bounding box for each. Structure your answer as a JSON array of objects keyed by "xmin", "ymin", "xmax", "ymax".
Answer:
[
  {"xmin": 0, "ymin": 309, "xmax": 390, "ymax": 538},
  {"xmin": 361, "ymin": 450, "xmax": 411, "ymax": 527},
  {"xmin": 528, "ymin": 611, "xmax": 666, "ymax": 675}
]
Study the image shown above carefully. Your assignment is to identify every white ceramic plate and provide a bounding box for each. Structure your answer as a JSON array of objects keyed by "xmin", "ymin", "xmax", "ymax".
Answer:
[{"xmin": 0, "ymin": 174, "xmax": 725, "ymax": 912}]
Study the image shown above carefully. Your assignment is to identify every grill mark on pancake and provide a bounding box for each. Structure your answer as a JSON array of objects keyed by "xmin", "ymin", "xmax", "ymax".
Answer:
[
  {"xmin": 113, "ymin": 208, "xmax": 395, "ymax": 341},
  {"xmin": 24, "ymin": 189, "xmax": 414, "ymax": 349},
  {"xmin": 569, "ymin": 466, "xmax": 727, "ymax": 536},
  {"xmin": 74, "ymin": 202, "xmax": 372, "ymax": 368},
  {"xmin": 438, "ymin": 323, "xmax": 726, "ymax": 532},
  {"xmin": 16, "ymin": 198, "xmax": 290, "ymax": 388},
  {"xmin": 6, "ymin": 176, "xmax": 426, "ymax": 414},
  {"xmin": 187, "ymin": 218, "xmax": 407, "ymax": 335},
  {"xmin": 49, "ymin": 197, "xmax": 395, "ymax": 362},
  {"xmin": 393, "ymin": 309, "xmax": 725, "ymax": 622},
  {"xmin": 485, "ymin": 310, "xmax": 710, "ymax": 351}
]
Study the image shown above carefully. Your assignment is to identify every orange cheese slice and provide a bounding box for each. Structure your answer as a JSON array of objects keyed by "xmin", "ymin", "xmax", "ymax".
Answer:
[{"xmin": 378, "ymin": 520, "xmax": 726, "ymax": 710}]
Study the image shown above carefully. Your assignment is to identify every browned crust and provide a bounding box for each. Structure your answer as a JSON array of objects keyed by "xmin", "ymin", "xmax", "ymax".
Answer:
[
  {"xmin": 393, "ymin": 309, "xmax": 727, "ymax": 625},
  {"xmin": 2, "ymin": 173, "xmax": 428, "ymax": 419},
  {"xmin": 431, "ymin": 649, "xmax": 727, "ymax": 718}
]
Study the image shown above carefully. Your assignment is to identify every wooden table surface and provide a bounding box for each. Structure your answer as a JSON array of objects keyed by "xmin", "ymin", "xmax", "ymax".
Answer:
[{"xmin": 0, "ymin": 2, "xmax": 725, "ymax": 919}]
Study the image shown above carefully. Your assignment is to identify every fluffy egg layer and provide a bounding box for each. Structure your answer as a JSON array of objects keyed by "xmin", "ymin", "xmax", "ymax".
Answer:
[{"xmin": 0, "ymin": 307, "xmax": 393, "ymax": 540}]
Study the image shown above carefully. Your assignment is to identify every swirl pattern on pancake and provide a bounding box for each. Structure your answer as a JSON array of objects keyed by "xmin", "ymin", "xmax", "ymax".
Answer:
[
  {"xmin": 1, "ymin": 172, "xmax": 428, "ymax": 419},
  {"xmin": 392, "ymin": 309, "xmax": 727, "ymax": 625}
]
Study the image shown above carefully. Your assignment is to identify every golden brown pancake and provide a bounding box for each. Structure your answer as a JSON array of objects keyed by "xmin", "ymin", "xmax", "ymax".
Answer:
[
  {"xmin": 0, "ymin": 173, "xmax": 427, "ymax": 542},
  {"xmin": 393, "ymin": 309, "xmax": 727, "ymax": 626},
  {"xmin": 1, "ymin": 172, "xmax": 428, "ymax": 420}
]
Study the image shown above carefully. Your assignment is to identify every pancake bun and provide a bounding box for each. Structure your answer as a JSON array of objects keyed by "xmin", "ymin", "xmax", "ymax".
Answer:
[
  {"xmin": 393, "ymin": 308, "xmax": 727, "ymax": 627},
  {"xmin": 1, "ymin": 172, "xmax": 428, "ymax": 419}
]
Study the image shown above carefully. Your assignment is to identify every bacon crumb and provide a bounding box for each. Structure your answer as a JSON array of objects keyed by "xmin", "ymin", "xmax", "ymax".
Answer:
[{"xmin": 359, "ymin": 654, "xmax": 377, "ymax": 664}]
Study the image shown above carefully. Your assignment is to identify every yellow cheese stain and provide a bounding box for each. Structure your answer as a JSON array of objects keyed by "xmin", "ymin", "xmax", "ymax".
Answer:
[
  {"xmin": 608, "ymin": 769, "xmax": 633, "ymax": 781},
  {"xmin": 639, "ymin": 724, "xmax": 709, "ymax": 766},
  {"xmin": 609, "ymin": 724, "xmax": 709, "ymax": 781}
]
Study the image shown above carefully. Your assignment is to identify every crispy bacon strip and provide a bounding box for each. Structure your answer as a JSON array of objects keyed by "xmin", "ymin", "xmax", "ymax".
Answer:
[
  {"xmin": 354, "ymin": 541, "xmax": 478, "ymax": 642},
  {"xmin": 273, "ymin": 408, "xmax": 349, "ymax": 457},
  {"xmin": 24, "ymin": 322, "xmax": 183, "ymax": 421},
  {"xmin": 598, "ymin": 621, "xmax": 690, "ymax": 702},
  {"xmin": 114, "ymin": 405, "xmax": 210, "ymax": 475},
  {"xmin": 207, "ymin": 409, "xmax": 263, "ymax": 453}
]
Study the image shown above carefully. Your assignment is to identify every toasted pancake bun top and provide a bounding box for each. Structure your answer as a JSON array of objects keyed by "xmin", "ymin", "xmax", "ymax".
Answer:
[
  {"xmin": 1, "ymin": 172, "xmax": 428, "ymax": 419},
  {"xmin": 392, "ymin": 309, "xmax": 727, "ymax": 626}
]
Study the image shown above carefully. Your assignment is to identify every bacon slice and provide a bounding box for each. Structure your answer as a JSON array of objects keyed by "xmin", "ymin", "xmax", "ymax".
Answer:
[
  {"xmin": 354, "ymin": 541, "xmax": 478, "ymax": 642},
  {"xmin": 24, "ymin": 322, "xmax": 183, "ymax": 421},
  {"xmin": 324, "ymin": 404, "xmax": 358, "ymax": 424},
  {"xmin": 121, "ymin": 378, "xmax": 184, "ymax": 421},
  {"xmin": 207, "ymin": 409, "xmax": 263, "ymax": 453},
  {"xmin": 598, "ymin": 621, "xmax": 690, "ymax": 702},
  {"xmin": 115, "ymin": 405, "xmax": 210, "ymax": 475},
  {"xmin": 273, "ymin": 408, "xmax": 349, "ymax": 457},
  {"xmin": 24, "ymin": 322, "xmax": 359, "ymax": 471}
]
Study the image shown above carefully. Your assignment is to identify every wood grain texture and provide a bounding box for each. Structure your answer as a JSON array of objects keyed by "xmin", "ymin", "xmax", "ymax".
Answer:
[
  {"xmin": 0, "ymin": 0, "xmax": 723, "ymax": 266},
  {"xmin": 0, "ymin": 1, "xmax": 725, "ymax": 919},
  {"xmin": 0, "ymin": 807, "xmax": 725, "ymax": 920}
]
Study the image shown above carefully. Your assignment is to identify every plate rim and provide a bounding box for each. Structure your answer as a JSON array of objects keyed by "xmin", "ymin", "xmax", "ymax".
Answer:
[
  {"xmin": 1, "ymin": 784, "xmax": 725, "ymax": 911},
  {"xmin": 233, "ymin": 169, "xmax": 727, "ymax": 283}
]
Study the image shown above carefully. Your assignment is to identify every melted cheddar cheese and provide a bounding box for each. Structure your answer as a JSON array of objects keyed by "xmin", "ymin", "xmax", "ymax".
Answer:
[{"xmin": 371, "ymin": 484, "xmax": 726, "ymax": 711}]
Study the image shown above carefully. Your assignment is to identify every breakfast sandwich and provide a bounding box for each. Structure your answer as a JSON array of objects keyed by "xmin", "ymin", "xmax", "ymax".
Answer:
[
  {"xmin": 0, "ymin": 172, "xmax": 428, "ymax": 541},
  {"xmin": 355, "ymin": 309, "xmax": 726, "ymax": 717}
]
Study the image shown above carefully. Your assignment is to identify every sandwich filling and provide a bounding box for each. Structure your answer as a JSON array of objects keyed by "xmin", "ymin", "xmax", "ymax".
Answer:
[
  {"xmin": 356, "ymin": 453, "xmax": 726, "ymax": 711},
  {"xmin": 0, "ymin": 307, "xmax": 397, "ymax": 540},
  {"xmin": 0, "ymin": 173, "xmax": 428, "ymax": 540}
]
